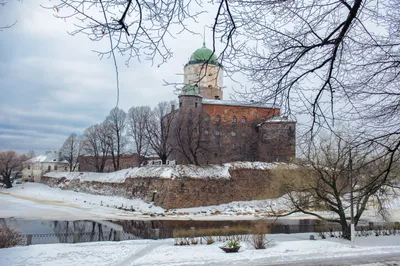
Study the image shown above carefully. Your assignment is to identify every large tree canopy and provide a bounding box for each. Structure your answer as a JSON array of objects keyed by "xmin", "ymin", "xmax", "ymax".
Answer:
[{"xmin": 47, "ymin": 0, "xmax": 399, "ymax": 158}]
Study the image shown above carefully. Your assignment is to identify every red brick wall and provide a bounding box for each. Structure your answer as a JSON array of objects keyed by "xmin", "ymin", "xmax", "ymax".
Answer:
[{"xmin": 203, "ymin": 104, "xmax": 280, "ymax": 123}]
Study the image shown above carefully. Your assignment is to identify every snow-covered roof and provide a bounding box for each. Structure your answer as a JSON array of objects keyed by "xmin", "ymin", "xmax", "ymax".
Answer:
[
  {"xmin": 45, "ymin": 161, "xmax": 293, "ymax": 183},
  {"xmin": 26, "ymin": 151, "xmax": 68, "ymax": 164},
  {"xmin": 264, "ymin": 116, "xmax": 296, "ymax": 123},
  {"xmin": 202, "ymin": 99, "xmax": 275, "ymax": 109}
]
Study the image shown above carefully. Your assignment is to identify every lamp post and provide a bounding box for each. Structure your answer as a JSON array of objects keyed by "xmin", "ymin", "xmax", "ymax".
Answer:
[{"xmin": 349, "ymin": 148, "xmax": 355, "ymax": 248}]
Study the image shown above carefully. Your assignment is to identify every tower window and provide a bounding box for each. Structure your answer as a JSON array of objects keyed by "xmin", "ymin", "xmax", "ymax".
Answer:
[
  {"xmin": 195, "ymin": 102, "xmax": 198, "ymax": 108},
  {"xmin": 215, "ymin": 115, "xmax": 220, "ymax": 122},
  {"xmin": 180, "ymin": 102, "xmax": 182, "ymax": 107},
  {"xmin": 242, "ymin": 116, "xmax": 247, "ymax": 124},
  {"xmin": 232, "ymin": 116, "xmax": 237, "ymax": 123}
]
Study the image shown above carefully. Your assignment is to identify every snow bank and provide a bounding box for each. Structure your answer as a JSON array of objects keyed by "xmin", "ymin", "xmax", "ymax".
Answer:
[
  {"xmin": 46, "ymin": 161, "xmax": 286, "ymax": 183},
  {"xmin": 1, "ymin": 234, "xmax": 400, "ymax": 266}
]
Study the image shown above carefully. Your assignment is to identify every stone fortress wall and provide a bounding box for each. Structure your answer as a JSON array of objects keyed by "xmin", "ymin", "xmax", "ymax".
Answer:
[{"xmin": 41, "ymin": 164, "xmax": 290, "ymax": 209}]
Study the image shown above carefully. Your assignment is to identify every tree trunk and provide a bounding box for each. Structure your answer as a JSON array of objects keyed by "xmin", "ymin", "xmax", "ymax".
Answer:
[
  {"xmin": 3, "ymin": 175, "xmax": 12, "ymax": 188},
  {"xmin": 341, "ymin": 221, "xmax": 351, "ymax": 240},
  {"xmin": 161, "ymin": 154, "xmax": 167, "ymax": 165}
]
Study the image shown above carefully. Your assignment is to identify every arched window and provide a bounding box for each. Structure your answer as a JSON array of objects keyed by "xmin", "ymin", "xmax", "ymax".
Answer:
[
  {"xmin": 261, "ymin": 116, "xmax": 266, "ymax": 121},
  {"xmin": 204, "ymin": 114, "xmax": 210, "ymax": 121},
  {"xmin": 204, "ymin": 129, "xmax": 209, "ymax": 135},
  {"xmin": 242, "ymin": 116, "xmax": 247, "ymax": 124},
  {"xmin": 195, "ymin": 102, "xmax": 198, "ymax": 108},
  {"xmin": 231, "ymin": 131, "xmax": 237, "ymax": 137},
  {"xmin": 215, "ymin": 115, "xmax": 221, "ymax": 122},
  {"xmin": 215, "ymin": 130, "xmax": 220, "ymax": 136},
  {"xmin": 232, "ymin": 116, "xmax": 237, "ymax": 123},
  {"xmin": 48, "ymin": 165, "xmax": 51, "ymax": 171}
]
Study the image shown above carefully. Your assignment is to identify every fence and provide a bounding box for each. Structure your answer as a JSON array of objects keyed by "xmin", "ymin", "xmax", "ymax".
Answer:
[
  {"xmin": 20, "ymin": 221, "xmax": 399, "ymax": 246},
  {"xmin": 21, "ymin": 228, "xmax": 173, "ymax": 245}
]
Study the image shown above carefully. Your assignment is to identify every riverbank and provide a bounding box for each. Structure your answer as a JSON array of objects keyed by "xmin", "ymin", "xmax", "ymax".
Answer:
[{"xmin": 1, "ymin": 183, "xmax": 400, "ymax": 222}]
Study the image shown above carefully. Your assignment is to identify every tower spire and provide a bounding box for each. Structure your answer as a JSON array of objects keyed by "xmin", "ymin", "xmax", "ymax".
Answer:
[{"xmin": 203, "ymin": 25, "xmax": 206, "ymax": 47}]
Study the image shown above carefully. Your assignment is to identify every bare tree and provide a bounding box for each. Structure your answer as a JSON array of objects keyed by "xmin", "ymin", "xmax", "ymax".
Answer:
[
  {"xmin": 0, "ymin": 1, "xmax": 17, "ymax": 31},
  {"xmin": 105, "ymin": 107, "xmax": 127, "ymax": 171},
  {"xmin": 59, "ymin": 133, "xmax": 82, "ymax": 172},
  {"xmin": 276, "ymin": 133, "xmax": 400, "ymax": 239},
  {"xmin": 127, "ymin": 105, "xmax": 151, "ymax": 166},
  {"xmin": 146, "ymin": 101, "xmax": 176, "ymax": 165},
  {"xmin": 174, "ymin": 110, "xmax": 208, "ymax": 165},
  {"xmin": 82, "ymin": 123, "xmax": 110, "ymax": 172},
  {"xmin": 0, "ymin": 151, "xmax": 27, "ymax": 188},
  {"xmin": 26, "ymin": 150, "xmax": 36, "ymax": 159},
  {"xmin": 48, "ymin": 0, "xmax": 205, "ymax": 65}
]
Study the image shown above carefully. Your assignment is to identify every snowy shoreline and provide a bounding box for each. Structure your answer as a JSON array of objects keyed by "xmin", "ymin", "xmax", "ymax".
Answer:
[{"xmin": 1, "ymin": 233, "xmax": 400, "ymax": 266}]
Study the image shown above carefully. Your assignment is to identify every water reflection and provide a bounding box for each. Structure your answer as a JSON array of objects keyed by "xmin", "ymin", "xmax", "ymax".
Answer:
[{"xmin": 0, "ymin": 218, "xmax": 340, "ymax": 242}]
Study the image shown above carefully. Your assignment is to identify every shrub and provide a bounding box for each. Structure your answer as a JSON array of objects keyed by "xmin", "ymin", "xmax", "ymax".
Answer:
[
  {"xmin": 251, "ymin": 222, "xmax": 269, "ymax": 249},
  {"xmin": 203, "ymin": 236, "xmax": 215, "ymax": 245},
  {"xmin": 0, "ymin": 227, "xmax": 23, "ymax": 248},
  {"xmin": 226, "ymin": 239, "xmax": 240, "ymax": 249},
  {"xmin": 174, "ymin": 238, "xmax": 190, "ymax": 246}
]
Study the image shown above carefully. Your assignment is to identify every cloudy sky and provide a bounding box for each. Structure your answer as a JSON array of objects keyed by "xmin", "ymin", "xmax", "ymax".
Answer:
[{"xmin": 0, "ymin": 1, "xmax": 240, "ymax": 155}]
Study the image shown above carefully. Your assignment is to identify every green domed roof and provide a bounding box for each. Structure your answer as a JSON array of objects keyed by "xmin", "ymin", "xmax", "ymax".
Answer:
[
  {"xmin": 189, "ymin": 44, "xmax": 219, "ymax": 65},
  {"xmin": 179, "ymin": 84, "xmax": 202, "ymax": 97}
]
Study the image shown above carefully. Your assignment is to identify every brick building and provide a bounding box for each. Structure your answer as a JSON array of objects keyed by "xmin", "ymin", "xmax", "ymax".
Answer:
[{"xmin": 167, "ymin": 43, "xmax": 296, "ymax": 165}]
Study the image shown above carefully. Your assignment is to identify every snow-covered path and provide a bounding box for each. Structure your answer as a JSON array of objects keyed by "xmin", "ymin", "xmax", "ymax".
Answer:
[{"xmin": 1, "ymin": 234, "xmax": 400, "ymax": 266}]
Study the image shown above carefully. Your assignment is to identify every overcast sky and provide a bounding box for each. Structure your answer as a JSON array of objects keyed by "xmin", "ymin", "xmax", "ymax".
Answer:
[{"xmin": 0, "ymin": 1, "xmax": 242, "ymax": 155}]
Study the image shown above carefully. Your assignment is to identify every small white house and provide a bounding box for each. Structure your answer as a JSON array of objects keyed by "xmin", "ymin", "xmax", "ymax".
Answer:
[{"xmin": 22, "ymin": 151, "xmax": 70, "ymax": 182}]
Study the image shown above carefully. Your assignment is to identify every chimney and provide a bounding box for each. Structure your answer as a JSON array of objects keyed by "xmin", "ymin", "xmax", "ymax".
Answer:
[{"xmin": 171, "ymin": 104, "xmax": 175, "ymax": 112}]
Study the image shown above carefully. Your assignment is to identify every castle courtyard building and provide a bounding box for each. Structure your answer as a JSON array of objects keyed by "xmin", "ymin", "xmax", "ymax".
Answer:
[{"xmin": 167, "ymin": 43, "xmax": 296, "ymax": 165}]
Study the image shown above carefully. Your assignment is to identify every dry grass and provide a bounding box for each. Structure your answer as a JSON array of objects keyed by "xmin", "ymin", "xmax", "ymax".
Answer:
[
  {"xmin": 173, "ymin": 226, "xmax": 251, "ymax": 238},
  {"xmin": 0, "ymin": 226, "xmax": 23, "ymax": 248},
  {"xmin": 250, "ymin": 221, "xmax": 270, "ymax": 249}
]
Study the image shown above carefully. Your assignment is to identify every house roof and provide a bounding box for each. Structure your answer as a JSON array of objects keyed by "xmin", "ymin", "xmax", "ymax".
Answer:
[{"xmin": 26, "ymin": 151, "xmax": 68, "ymax": 164}]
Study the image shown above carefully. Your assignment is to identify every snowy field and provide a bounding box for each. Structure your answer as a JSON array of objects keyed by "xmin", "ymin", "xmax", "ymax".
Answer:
[
  {"xmin": 1, "ymin": 183, "xmax": 400, "ymax": 222},
  {"xmin": 1, "ymin": 233, "xmax": 400, "ymax": 266}
]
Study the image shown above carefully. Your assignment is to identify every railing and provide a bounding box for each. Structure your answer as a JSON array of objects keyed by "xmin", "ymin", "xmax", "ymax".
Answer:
[
  {"xmin": 21, "ymin": 229, "xmax": 173, "ymax": 245},
  {"xmin": 20, "ymin": 222, "xmax": 399, "ymax": 246}
]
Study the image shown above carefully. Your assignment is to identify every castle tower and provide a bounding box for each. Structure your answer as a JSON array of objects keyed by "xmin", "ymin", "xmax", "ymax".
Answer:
[{"xmin": 183, "ymin": 43, "xmax": 223, "ymax": 100}]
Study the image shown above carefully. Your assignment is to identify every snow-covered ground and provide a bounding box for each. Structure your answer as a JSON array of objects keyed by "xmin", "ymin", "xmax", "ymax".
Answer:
[
  {"xmin": 1, "ymin": 183, "xmax": 400, "ymax": 222},
  {"xmin": 1, "ymin": 233, "xmax": 400, "ymax": 266},
  {"xmin": 46, "ymin": 162, "xmax": 284, "ymax": 182}
]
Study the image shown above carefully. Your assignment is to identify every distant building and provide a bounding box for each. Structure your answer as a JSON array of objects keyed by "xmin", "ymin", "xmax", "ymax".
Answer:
[
  {"xmin": 22, "ymin": 151, "xmax": 70, "ymax": 182},
  {"xmin": 167, "ymin": 44, "xmax": 296, "ymax": 164},
  {"xmin": 77, "ymin": 153, "xmax": 142, "ymax": 172}
]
